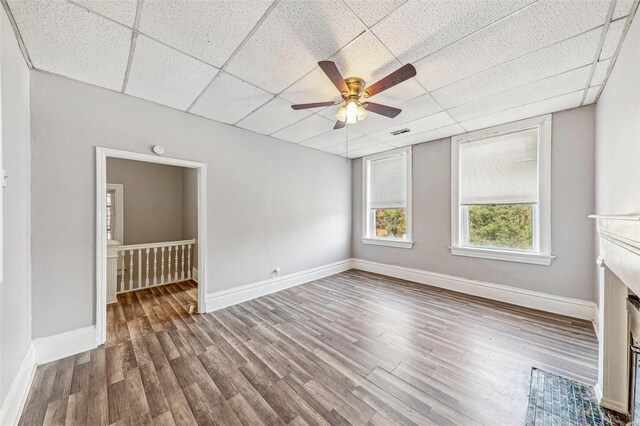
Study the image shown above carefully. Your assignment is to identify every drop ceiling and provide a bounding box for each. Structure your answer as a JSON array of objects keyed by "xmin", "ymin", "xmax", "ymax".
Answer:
[{"xmin": 4, "ymin": 0, "xmax": 637, "ymax": 158}]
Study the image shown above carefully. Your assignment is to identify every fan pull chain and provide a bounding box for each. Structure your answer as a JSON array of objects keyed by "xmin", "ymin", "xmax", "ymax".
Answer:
[{"xmin": 345, "ymin": 124, "xmax": 349, "ymax": 161}]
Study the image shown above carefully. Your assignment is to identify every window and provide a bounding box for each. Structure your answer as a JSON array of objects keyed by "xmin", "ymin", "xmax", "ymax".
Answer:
[
  {"xmin": 451, "ymin": 115, "xmax": 554, "ymax": 265},
  {"xmin": 106, "ymin": 183, "xmax": 124, "ymax": 242},
  {"xmin": 362, "ymin": 147, "xmax": 413, "ymax": 248}
]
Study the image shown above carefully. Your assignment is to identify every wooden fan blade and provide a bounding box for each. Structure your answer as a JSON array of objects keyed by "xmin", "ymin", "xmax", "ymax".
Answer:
[
  {"xmin": 363, "ymin": 64, "xmax": 416, "ymax": 98},
  {"xmin": 334, "ymin": 120, "xmax": 346, "ymax": 129},
  {"xmin": 318, "ymin": 61, "xmax": 348, "ymax": 93},
  {"xmin": 291, "ymin": 101, "xmax": 337, "ymax": 110},
  {"xmin": 363, "ymin": 102, "xmax": 402, "ymax": 118}
]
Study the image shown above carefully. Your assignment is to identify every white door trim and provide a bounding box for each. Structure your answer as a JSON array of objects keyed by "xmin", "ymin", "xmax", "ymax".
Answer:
[{"xmin": 95, "ymin": 147, "xmax": 207, "ymax": 346}]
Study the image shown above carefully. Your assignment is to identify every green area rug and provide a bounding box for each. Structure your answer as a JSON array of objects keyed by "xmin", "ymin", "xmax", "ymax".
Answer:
[{"xmin": 526, "ymin": 368, "xmax": 627, "ymax": 425}]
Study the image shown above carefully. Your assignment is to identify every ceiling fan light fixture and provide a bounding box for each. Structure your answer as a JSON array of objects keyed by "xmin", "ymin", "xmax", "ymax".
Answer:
[{"xmin": 336, "ymin": 99, "xmax": 367, "ymax": 124}]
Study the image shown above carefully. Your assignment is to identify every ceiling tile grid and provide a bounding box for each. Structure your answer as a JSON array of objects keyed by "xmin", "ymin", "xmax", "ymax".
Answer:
[
  {"xmin": 225, "ymin": 0, "xmax": 366, "ymax": 93},
  {"xmin": 236, "ymin": 96, "xmax": 311, "ymax": 135},
  {"xmin": 414, "ymin": 0, "xmax": 610, "ymax": 91},
  {"xmin": 371, "ymin": 0, "xmax": 535, "ymax": 64},
  {"xmin": 6, "ymin": 0, "xmax": 636, "ymax": 159},
  {"xmin": 299, "ymin": 127, "xmax": 364, "ymax": 150},
  {"xmin": 447, "ymin": 66, "xmax": 592, "ymax": 122},
  {"xmin": 125, "ymin": 35, "xmax": 219, "ymax": 111},
  {"xmin": 271, "ymin": 114, "xmax": 336, "ymax": 144},
  {"xmin": 190, "ymin": 72, "xmax": 274, "ymax": 125},
  {"xmin": 431, "ymin": 27, "xmax": 602, "ymax": 109},
  {"xmin": 137, "ymin": 0, "xmax": 273, "ymax": 68},
  {"xmin": 8, "ymin": 0, "xmax": 132, "ymax": 91}
]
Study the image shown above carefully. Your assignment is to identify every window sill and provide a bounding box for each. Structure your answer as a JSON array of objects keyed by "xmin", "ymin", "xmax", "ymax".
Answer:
[
  {"xmin": 362, "ymin": 237, "xmax": 414, "ymax": 249},
  {"xmin": 449, "ymin": 246, "xmax": 555, "ymax": 266}
]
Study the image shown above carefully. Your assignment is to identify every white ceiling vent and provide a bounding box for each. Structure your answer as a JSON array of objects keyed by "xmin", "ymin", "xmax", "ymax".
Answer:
[{"xmin": 391, "ymin": 128, "xmax": 411, "ymax": 136}]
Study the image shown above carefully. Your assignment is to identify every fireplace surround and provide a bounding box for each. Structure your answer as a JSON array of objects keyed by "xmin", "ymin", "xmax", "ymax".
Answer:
[{"xmin": 591, "ymin": 214, "xmax": 640, "ymax": 416}]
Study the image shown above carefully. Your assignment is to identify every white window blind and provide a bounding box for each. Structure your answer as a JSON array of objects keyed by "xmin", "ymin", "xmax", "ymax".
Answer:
[
  {"xmin": 459, "ymin": 129, "xmax": 538, "ymax": 205},
  {"xmin": 369, "ymin": 154, "xmax": 407, "ymax": 209}
]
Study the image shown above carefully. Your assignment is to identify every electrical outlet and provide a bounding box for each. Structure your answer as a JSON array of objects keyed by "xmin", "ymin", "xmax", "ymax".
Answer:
[{"xmin": 273, "ymin": 267, "xmax": 281, "ymax": 276}]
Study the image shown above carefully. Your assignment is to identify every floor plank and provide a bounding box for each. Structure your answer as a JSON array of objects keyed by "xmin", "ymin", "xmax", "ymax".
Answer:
[{"xmin": 19, "ymin": 271, "xmax": 598, "ymax": 425}]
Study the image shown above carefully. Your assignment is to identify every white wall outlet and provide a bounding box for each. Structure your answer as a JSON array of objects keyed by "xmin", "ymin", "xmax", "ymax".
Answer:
[
  {"xmin": 273, "ymin": 267, "xmax": 281, "ymax": 276},
  {"xmin": 152, "ymin": 145, "xmax": 165, "ymax": 155}
]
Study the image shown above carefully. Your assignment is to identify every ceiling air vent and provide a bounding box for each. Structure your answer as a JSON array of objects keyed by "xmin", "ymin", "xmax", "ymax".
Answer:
[{"xmin": 391, "ymin": 128, "xmax": 410, "ymax": 136}]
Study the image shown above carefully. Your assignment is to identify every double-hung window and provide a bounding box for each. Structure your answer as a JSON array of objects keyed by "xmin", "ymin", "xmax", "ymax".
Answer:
[
  {"xmin": 362, "ymin": 147, "xmax": 413, "ymax": 248},
  {"xmin": 450, "ymin": 115, "xmax": 553, "ymax": 265}
]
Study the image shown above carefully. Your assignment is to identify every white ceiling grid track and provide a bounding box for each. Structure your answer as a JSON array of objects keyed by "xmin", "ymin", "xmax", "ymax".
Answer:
[{"xmin": 3, "ymin": 0, "xmax": 638, "ymax": 159}]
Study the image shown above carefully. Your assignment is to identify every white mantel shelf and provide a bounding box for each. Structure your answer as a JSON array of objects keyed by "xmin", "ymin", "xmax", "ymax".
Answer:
[{"xmin": 590, "ymin": 213, "xmax": 640, "ymax": 415}]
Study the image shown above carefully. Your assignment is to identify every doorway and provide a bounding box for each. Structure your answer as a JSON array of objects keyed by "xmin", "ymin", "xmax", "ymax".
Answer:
[{"xmin": 95, "ymin": 147, "xmax": 207, "ymax": 346}]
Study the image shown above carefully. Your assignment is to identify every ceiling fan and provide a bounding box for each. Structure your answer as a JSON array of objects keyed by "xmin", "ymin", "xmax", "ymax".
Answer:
[{"xmin": 291, "ymin": 61, "xmax": 417, "ymax": 129}]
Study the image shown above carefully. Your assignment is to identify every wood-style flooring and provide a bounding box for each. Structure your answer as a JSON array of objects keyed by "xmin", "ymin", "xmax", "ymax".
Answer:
[{"xmin": 19, "ymin": 270, "xmax": 598, "ymax": 425}]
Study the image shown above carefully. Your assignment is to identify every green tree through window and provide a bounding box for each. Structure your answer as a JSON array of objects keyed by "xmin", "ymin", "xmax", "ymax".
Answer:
[
  {"xmin": 375, "ymin": 209, "xmax": 406, "ymax": 238},
  {"xmin": 468, "ymin": 204, "xmax": 533, "ymax": 250}
]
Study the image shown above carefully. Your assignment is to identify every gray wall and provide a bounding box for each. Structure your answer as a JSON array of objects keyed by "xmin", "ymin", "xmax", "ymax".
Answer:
[
  {"xmin": 352, "ymin": 106, "xmax": 596, "ymax": 301},
  {"xmin": 1, "ymin": 9, "xmax": 31, "ymax": 404},
  {"xmin": 30, "ymin": 71, "xmax": 351, "ymax": 338},
  {"xmin": 595, "ymin": 15, "xmax": 639, "ymax": 216},
  {"xmin": 107, "ymin": 158, "xmax": 184, "ymax": 245},
  {"xmin": 595, "ymin": 14, "xmax": 639, "ymax": 303},
  {"xmin": 182, "ymin": 167, "xmax": 198, "ymax": 268}
]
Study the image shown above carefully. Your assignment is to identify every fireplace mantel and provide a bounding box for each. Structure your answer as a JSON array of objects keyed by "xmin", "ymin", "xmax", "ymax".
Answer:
[{"xmin": 590, "ymin": 214, "xmax": 640, "ymax": 414}]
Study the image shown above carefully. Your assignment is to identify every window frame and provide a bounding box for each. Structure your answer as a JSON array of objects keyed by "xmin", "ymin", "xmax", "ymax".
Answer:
[
  {"xmin": 450, "ymin": 115, "xmax": 554, "ymax": 265},
  {"xmin": 361, "ymin": 146, "xmax": 413, "ymax": 249}
]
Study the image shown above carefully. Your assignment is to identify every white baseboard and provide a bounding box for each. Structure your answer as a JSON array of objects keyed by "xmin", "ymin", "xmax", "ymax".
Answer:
[
  {"xmin": 0, "ymin": 343, "xmax": 36, "ymax": 426},
  {"xmin": 352, "ymin": 258, "xmax": 597, "ymax": 321},
  {"xmin": 192, "ymin": 267, "xmax": 198, "ymax": 283},
  {"xmin": 33, "ymin": 325, "xmax": 98, "ymax": 365},
  {"xmin": 205, "ymin": 259, "xmax": 352, "ymax": 312}
]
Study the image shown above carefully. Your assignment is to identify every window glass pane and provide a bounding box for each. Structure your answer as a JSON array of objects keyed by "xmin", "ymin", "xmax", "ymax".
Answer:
[
  {"xmin": 467, "ymin": 204, "xmax": 533, "ymax": 251},
  {"xmin": 374, "ymin": 209, "xmax": 406, "ymax": 239}
]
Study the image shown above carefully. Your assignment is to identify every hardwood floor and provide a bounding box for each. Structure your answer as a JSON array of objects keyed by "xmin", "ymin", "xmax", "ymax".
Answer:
[{"xmin": 19, "ymin": 270, "xmax": 598, "ymax": 425}]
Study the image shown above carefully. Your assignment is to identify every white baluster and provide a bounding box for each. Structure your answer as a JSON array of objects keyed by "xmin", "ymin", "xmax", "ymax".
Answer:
[
  {"xmin": 160, "ymin": 247, "xmax": 166, "ymax": 284},
  {"xmin": 137, "ymin": 249, "xmax": 142, "ymax": 289},
  {"xmin": 153, "ymin": 248, "xmax": 158, "ymax": 286},
  {"xmin": 167, "ymin": 246, "xmax": 172, "ymax": 283},
  {"xmin": 119, "ymin": 251, "xmax": 125, "ymax": 292},
  {"xmin": 145, "ymin": 248, "xmax": 150, "ymax": 287},
  {"xmin": 180, "ymin": 244, "xmax": 185, "ymax": 281},
  {"xmin": 187, "ymin": 244, "xmax": 192, "ymax": 279},
  {"xmin": 174, "ymin": 245, "xmax": 179, "ymax": 282},
  {"xmin": 128, "ymin": 249, "xmax": 134, "ymax": 291}
]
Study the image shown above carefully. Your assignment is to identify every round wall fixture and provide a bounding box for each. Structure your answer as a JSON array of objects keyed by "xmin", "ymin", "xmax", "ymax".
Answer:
[{"xmin": 152, "ymin": 145, "xmax": 165, "ymax": 155}]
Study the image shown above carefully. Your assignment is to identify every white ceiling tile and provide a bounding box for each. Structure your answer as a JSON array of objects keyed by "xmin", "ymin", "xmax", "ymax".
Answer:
[
  {"xmin": 432, "ymin": 27, "xmax": 602, "ymax": 109},
  {"xmin": 226, "ymin": 0, "xmax": 366, "ymax": 93},
  {"xmin": 236, "ymin": 97, "xmax": 311, "ymax": 135},
  {"xmin": 323, "ymin": 135, "xmax": 382, "ymax": 154},
  {"xmin": 190, "ymin": 73, "xmax": 273, "ymax": 124},
  {"xmin": 460, "ymin": 90, "xmax": 584, "ymax": 132},
  {"xmin": 72, "ymin": 0, "xmax": 138, "ymax": 27},
  {"xmin": 613, "ymin": 0, "xmax": 634, "ymax": 19},
  {"xmin": 367, "ymin": 77, "xmax": 426, "ymax": 105},
  {"xmin": 7, "ymin": 0, "xmax": 131, "ymax": 91},
  {"xmin": 138, "ymin": 0, "xmax": 273, "ymax": 68},
  {"xmin": 344, "ymin": 0, "xmax": 407, "ymax": 27},
  {"xmin": 347, "ymin": 142, "xmax": 396, "ymax": 159},
  {"xmin": 600, "ymin": 18, "xmax": 627, "ymax": 60},
  {"xmin": 370, "ymin": 111, "xmax": 455, "ymax": 142},
  {"xmin": 415, "ymin": 0, "xmax": 610, "ymax": 91},
  {"xmin": 591, "ymin": 59, "xmax": 612, "ymax": 86},
  {"xmin": 299, "ymin": 127, "xmax": 363, "ymax": 150},
  {"xmin": 272, "ymin": 114, "xmax": 336, "ymax": 143},
  {"xmin": 584, "ymin": 86, "xmax": 601, "ymax": 105},
  {"xmin": 280, "ymin": 31, "xmax": 423, "ymax": 106},
  {"xmin": 126, "ymin": 35, "xmax": 218, "ymax": 110},
  {"xmin": 372, "ymin": 0, "xmax": 534, "ymax": 64},
  {"xmin": 448, "ymin": 66, "xmax": 591, "ymax": 122},
  {"xmin": 387, "ymin": 124, "xmax": 464, "ymax": 147}
]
